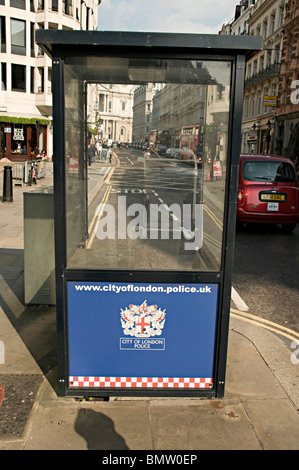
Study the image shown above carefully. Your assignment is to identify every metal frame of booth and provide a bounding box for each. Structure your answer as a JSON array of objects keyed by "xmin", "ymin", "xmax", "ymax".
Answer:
[{"xmin": 36, "ymin": 30, "xmax": 261, "ymax": 398}]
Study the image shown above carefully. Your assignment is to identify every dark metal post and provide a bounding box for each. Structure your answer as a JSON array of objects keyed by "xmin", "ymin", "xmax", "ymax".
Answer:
[{"xmin": 3, "ymin": 165, "xmax": 13, "ymax": 202}]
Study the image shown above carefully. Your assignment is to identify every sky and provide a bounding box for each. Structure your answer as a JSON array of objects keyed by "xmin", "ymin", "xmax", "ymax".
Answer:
[{"xmin": 97, "ymin": 0, "xmax": 239, "ymax": 35}]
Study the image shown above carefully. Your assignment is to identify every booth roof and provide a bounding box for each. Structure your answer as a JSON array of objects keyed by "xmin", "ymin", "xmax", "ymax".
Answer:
[{"xmin": 35, "ymin": 30, "xmax": 262, "ymax": 59}]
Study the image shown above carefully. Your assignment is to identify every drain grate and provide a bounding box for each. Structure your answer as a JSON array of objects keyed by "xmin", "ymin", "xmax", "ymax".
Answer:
[{"xmin": 0, "ymin": 375, "xmax": 43, "ymax": 439}]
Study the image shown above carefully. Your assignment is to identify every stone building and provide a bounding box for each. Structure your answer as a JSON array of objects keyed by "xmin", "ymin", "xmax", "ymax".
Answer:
[
  {"xmin": 88, "ymin": 84, "xmax": 135, "ymax": 145},
  {"xmin": 274, "ymin": 0, "xmax": 299, "ymax": 162}
]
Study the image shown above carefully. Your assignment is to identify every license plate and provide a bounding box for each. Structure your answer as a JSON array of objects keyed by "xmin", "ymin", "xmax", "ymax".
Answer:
[
  {"xmin": 261, "ymin": 193, "xmax": 285, "ymax": 201},
  {"xmin": 267, "ymin": 202, "xmax": 279, "ymax": 211}
]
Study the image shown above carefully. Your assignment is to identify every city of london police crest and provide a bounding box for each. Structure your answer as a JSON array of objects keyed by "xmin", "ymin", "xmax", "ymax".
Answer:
[{"xmin": 120, "ymin": 301, "xmax": 166, "ymax": 338}]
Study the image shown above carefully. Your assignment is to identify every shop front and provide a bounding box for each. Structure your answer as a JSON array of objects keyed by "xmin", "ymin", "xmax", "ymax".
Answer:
[{"xmin": 0, "ymin": 118, "xmax": 48, "ymax": 161}]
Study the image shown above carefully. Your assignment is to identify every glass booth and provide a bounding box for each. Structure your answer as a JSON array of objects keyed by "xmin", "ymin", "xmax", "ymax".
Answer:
[{"xmin": 36, "ymin": 31, "xmax": 261, "ymax": 398}]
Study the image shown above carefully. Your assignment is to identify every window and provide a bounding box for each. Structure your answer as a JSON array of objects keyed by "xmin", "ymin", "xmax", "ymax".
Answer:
[
  {"xmin": 1, "ymin": 63, "xmax": 6, "ymax": 90},
  {"xmin": 52, "ymin": 0, "xmax": 58, "ymax": 10},
  {"xmin": 30, "ymin": 66, "xmax": 34, "ymax": 93},
  {"xmin": 63, "ymin": 0, "xmax": 73, "ymax": 15},
  {"xmin": 10, "ymin": 0, "xmax": 25, "ymax": 9},
  {"xmin": 243, "ymin": 161, "xmax": 295, "ymax": 183},
  {"xmin": 279, "ymin": 6, "xmax": 284, "ymax": 27},
  {"xmin": 99, "ymin": 94, "xmax": 105, "ymax": 112},
  {"xmin": 271, "ymin": 13, "xmax": 276, "ymax": 33},
  {"xmin": 247, "ymin": 64, "xmax": 251, "ymax": 79},
  {"xmin": 11, "ymin": 64, "xmax": 26, "ymax": 91},
  {"xmin": 264, "ymin": 87, "xmax": 269, "ymax": 112},
  {"xmin": 263, "ymin": 20, "xmax": 268, "ymax": 39},
  {"xmin": 217, "ymin": 84, "xmax": 225, "ymax": 99},
  {"xmin": 30, "ymin": 22, "xmax": 35, "ymax": 57},
  {"xmin": 244, "ymin": 95, "xmax": 249, "ymax": 118},
  {"xmin": 250, "ymin": 93, "xmax": 255, "ymax": 116},
  {"xmin": 275, "ymin": 45, "xmax": 280, "ymax": 64},
  {"xmin": 0, "ymin": 16, "xmax": 6, "ymax": 53},
  {"xmin": 257, "ymin": 90, "xmax": 262, "ymax": 115},
  {"xmin": 37, "ymin": 0, "xmax": 44, "ymax": 11},
  {"xmin": 11, "ymin": 18, "xmax": 26, "ymax": 55},
  {"xmin": 38, "ymin": 67, "xmax": 44, "ymax": 92},
  {"xmin": 266, "ymin": 50, "xmax": 271, "ymax": 67},
  {"xmin": 288, "ymin": 36, "xmax": 293, "ymax": 61}
]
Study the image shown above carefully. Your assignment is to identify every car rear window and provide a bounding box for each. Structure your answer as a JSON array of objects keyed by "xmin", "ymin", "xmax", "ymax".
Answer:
[{"xmin": 242, "ymin": 160, "xmax": 296, "ymax": 183}]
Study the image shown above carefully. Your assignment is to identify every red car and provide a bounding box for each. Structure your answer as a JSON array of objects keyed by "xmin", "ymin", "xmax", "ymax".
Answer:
[{"xmin": 237, "ymin": 154, "xmax": 299, "ymax": 233}]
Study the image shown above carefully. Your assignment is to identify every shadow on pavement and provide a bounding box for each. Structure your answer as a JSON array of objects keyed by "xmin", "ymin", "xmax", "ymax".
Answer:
[{"xmin": 75, "ymin": 408, "xmax": 129, "ymax": 450}]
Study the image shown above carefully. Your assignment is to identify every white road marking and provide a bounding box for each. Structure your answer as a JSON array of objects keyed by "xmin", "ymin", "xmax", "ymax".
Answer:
[{"xmin": 231, "ymin": 286, "xmax": 249, "ymax": 312}]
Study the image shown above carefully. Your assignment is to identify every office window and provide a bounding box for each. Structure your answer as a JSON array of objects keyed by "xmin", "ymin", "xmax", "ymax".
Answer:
[
  {"xmin": 52, "ymin": 0, "xmax": 58, "ymax": 11},
  {"xmin": 30, "ymin": 66, "xmax": 34, "ymax": 93},
  {"xmin": 1, "ymin": 63, "xmax": 6, "ymax": 90},
  {"xmin": 10, "ymin": 0, "xmax": 25, "ymax": 9},
  {"xmin": 11, "ymin": 63, "xmax": 26, "ymax": 91},
  {"xmin": 38, "ymin": 67, "xmax": 44, "ymax": 92},
  {"xmin": 37, "ymin": 0, "xmax": 44, "ymax": 11},
  {"xmin": 0, "ymin": 16, "xmax": 6, "ymax": 53},
  {"xmin": 11, "ymin": 18, "xmax": 26, "ymax": 55},
  {"xmin": 30, "ymin": 22, "xmax": 35, "ymax": 57},
  {"xmin": 62, "ymin": 0, "xmax": 73, "ymax": 15}
]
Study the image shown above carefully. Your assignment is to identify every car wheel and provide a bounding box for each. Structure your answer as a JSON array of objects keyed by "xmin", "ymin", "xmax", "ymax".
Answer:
[{"xmin": 281, "ymin": 223, "xmax": 296, "ymax": 233}]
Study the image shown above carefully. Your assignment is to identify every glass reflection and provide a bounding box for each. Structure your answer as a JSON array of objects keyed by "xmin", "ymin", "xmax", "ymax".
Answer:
[{"xmin": 64, "ymin": 58, "xmax": 231, "ymax": 271}]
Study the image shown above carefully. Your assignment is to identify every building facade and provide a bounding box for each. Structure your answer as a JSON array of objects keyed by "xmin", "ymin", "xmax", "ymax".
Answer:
[
  {"xmin": 274, "ymin": 0, "xmax": 299, "ymax": 161},
  {"xmin": 0, "ymin": 0, "xmax": 100, "ymax": 161},
  {"xmin": 88, "ymin": 83, "xmax": 135, "ymax": 145},
  {"xmin": 220, "ymin": 0, "xmax": 287, "ymax": 155},
  {"xmin": 132, "ymin": 84, "xmax": 157, "ymax": 146}
]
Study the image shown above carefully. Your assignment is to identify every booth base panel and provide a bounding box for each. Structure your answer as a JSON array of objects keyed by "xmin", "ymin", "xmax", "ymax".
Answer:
[{"xmin": 69, "ymin": 376, "xmax": 213, "ymax": 389}]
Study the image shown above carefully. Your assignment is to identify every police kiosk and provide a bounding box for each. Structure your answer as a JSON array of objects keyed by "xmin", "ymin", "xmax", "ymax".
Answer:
[{"xmin": 36, "ymin": 31, "xmax": 261, "ymax": 398}]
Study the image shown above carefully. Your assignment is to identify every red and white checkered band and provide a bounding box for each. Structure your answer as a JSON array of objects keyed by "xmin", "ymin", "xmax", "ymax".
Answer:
[{"xmin": 69, "ymin": 376, "xmax": 213, "ymax": 389}]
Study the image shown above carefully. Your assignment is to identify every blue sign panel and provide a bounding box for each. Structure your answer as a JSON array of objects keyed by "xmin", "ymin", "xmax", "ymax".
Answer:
[{"xmin": 67, "ymin": 281, "xmax": 219, "ymax": 390}]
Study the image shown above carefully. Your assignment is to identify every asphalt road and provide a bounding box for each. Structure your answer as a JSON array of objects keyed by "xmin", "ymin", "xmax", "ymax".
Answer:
[{"xmin": 232, "ymin": 221, "xmax": 299, "ymax": 339}]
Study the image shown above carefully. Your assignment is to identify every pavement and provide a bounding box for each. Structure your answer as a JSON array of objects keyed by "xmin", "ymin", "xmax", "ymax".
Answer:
[{"xmin": 0, "ymin": 158, "xmax": 299, "ymax": 451}]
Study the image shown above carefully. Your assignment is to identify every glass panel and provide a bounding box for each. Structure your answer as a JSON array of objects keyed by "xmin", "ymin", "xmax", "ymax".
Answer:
[
  {"xmin": 11, "ymin": 18, "xmax": 26, "ymax": 55},
  {"xmin": 64, "ymin": 65, "xmax": 87, "ymax": 261},
  {"xmin": 64, "ymin": 57, "xmax": 231, "ymax": 271},
  {"xmin": 10, "ymin": 0, "xmax": 25, "ymax": 9},
  {"xmin": 11, "ymin": 63, "xmax": 26, "ymax": 91}
]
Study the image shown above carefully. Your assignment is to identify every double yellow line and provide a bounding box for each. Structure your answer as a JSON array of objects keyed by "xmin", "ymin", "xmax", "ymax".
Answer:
[
  {"xmin": 86, "ymin": 166, "xmax": 115, "ymax": 249},
  {"xmin": 230, "ymin": 308, "xmax": 299, "ymax": 343},
  {"xmin": 203, "ymin": 204, "xmax": 223, "ymax": 231}
]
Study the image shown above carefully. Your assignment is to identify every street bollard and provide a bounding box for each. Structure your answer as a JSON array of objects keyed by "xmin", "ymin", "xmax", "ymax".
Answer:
[{"xmin": 3, "ymin": 165, "xmax": 13, "ymax": 202}]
